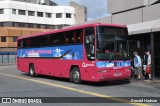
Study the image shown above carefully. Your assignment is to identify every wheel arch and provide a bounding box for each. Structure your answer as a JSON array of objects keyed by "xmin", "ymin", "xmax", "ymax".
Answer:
[{"xmin": 70, "ymin": 65, "xmax": 80, "ymax": 73}]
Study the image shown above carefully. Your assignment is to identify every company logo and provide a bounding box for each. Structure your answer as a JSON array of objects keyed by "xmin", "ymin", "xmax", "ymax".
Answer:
[
  {"xmin": 2, "ymin": 98, "xmax": 11, "ymax": 103},
  {"xmin": 82, "ymin": 62, "xmax": 94, "ymax": 67}
]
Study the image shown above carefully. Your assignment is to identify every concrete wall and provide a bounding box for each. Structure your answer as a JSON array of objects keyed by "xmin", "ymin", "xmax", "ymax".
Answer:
[
  {"xmin": 69, "ymin": 1, "xmax": 87, "ymax": 24},
  {"xmin": 112, "ymin": 8, "xmax": 143, "ymax": 25},
  {"xmin": 149, "ymin": 0, "xmax": 160, "ymax": 5},
  {"xmin": 108, "ymin": 0, "xmax": 148, "ymax": 14},
  {"xmin": 110, "ymin": 3, "xmax": 160, "ymax": 24},
  {"xmin": 143, "ymin": 3, "xmax": 160, "ymax": 22}
]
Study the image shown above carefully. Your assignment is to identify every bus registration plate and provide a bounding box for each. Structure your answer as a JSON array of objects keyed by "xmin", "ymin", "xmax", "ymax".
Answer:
[{"xmin": 114, "ymin": 73, "xmax": 122, "ymax": 76}]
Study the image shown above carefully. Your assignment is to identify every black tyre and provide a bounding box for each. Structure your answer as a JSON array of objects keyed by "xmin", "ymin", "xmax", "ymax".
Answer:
[
  {"xmin": 124, "ymin": 79, "xmax": 131, "ymax": 83},
  {"xmin": 70, "ymin": 71, "xmax": 73, "ymax": 83},
  {"xmin": 29, "ymin": 64, "xmax": 36, "ymax": 77},
  {"xmin": 71, "ymin": 67, "xmax": 81, "ymax": 84}
]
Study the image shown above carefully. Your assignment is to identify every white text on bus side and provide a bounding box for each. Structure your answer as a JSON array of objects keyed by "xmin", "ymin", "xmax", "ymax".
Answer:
[{"xmin": 82, "ymin": 62, "xmax": 94, "ymax": 67}]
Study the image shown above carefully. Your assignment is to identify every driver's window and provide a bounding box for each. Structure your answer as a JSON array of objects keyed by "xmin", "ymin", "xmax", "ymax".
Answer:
[{"xmin": 85, "ymin": 27, "xmax": 95, "ymax": 61}]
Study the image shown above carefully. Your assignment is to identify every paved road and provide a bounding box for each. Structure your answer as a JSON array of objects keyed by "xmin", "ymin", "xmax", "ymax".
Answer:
[{"xmin": 0, "ymin": 65, "xmax": 160, "ymax": 106}]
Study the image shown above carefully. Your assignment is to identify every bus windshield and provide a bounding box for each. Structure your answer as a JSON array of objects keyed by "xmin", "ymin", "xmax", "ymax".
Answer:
[{"xmin": 96, "ymin": 26, "xmax": 130, "ymax": 61}]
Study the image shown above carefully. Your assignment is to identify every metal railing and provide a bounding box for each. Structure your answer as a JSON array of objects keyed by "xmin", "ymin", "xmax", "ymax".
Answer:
[{"xmin": 0, "ymin": 52, "xmax": 16, "ymax": 64}]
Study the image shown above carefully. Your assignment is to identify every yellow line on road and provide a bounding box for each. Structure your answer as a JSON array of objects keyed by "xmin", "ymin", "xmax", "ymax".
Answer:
[{"xmin": 0, "ymin": 72, "xmax": 150, "ymax": 106}]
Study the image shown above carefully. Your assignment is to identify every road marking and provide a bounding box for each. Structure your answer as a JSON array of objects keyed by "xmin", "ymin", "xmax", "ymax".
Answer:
[{"xmin": 0, "ymin": 72, "xmax": 150, "ymax": 106}]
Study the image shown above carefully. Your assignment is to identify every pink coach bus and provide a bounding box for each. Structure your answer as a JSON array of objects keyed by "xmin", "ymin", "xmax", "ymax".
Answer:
[{"xmin": 17, "ymin": 23, "xmax": 132, "ymax": 84}]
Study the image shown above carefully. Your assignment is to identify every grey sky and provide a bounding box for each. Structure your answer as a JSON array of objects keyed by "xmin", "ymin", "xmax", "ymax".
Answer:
[{"xmin": 52, "ymin": 0, "xmax": 110, "ymax": 21}]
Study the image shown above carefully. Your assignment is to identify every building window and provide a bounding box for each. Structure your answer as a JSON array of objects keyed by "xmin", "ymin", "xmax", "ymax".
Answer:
[
  {"xmin": 37, "ymin": 12, "xmax": 43, "ymax": 17},
  {"xmin": 18, "ymin": 10, "xmax": 26, "ymax": 15},
  {"xmin": 66, "ymin": 13, "xmax": 71, "ymax": 18},
  {"xmin": 56, "ymin": 13, "xmax": 62, "ymax": 18},
  {"xmin": 18, "ymin": 23, "xmax": 25, "ymax": 27},
  {"xmin": 0, "ymin": 22, "xmax": 4, "ymax": 27},
  {"xmin": 0, "ymin": 9, "xmax": 4, "ymax": 14},
  {"xmin": 46, "ymin": 13, "xmax": 52, "ymax": 18},
  {"xmin": 12, "ymin": 9, "xmax": 16, "ymax": 14},
  {"xmin": 1, "ymin": 36, "xmax": 6, "ymax": 42},
  {"xmin": 28, "ymin": 23, "xmax": 34, "ymax": 28},
  {"xmin": 37, "ymin": 24, "xmax": 41, "ymax": 28},
  {"xmin": 28, "ymin": 11, "xmax": 35, "ymax": 16},
  {"xmin": 12, "ymin": 22, "xmax": 16, "ymax": 27},
  {"xmin": 12, "ymin": 37, "xmax": 17, "ymax": 42}
]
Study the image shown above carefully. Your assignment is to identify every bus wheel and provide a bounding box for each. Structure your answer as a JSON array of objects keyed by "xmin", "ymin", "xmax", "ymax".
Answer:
[
  {"xmin": 29, "ymin": 64, "xmax": 36, "ymax": 77},
  {"xmin": 124, "ymin": 79, "xmax": 131, "ymax": 83},
  {"xmin": 71, "ymin": 67, "xmax": 81, "ymax": 84}
]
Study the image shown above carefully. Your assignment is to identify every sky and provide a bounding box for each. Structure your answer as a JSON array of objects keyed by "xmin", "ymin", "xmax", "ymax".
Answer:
[{"xmin": 52, "ymin": 0, "xmax": 110, "ymax": 21}]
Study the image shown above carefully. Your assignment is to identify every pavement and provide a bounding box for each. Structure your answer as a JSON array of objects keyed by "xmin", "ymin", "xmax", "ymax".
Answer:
[
  {"xmin": 0, "ymin": 63, "xmax": 16, "ymax": 66},
  {"xmin": 130, "ymin": 78, "xmax": 160, "ymax": 89}
]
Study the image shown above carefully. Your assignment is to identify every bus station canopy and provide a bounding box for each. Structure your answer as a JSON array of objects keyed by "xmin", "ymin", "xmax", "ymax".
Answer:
[{"xmin": 127, "ymin": 19, "xmax": 160, "ymax": 35}]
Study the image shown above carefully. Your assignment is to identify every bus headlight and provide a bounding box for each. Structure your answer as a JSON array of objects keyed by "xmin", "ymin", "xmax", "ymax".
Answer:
[{"xmin": 98, "ymin": 70, "xmax": 108, "ymax": 73}]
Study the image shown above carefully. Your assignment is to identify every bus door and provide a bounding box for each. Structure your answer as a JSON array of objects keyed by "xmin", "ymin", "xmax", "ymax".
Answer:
[
  {"xmin": 83, "ymin": 27, "xmax": 96, "ymax": 78},
  {"xmin": 84, "ymin": 27, "xmax": 95, "ymax": 61}
]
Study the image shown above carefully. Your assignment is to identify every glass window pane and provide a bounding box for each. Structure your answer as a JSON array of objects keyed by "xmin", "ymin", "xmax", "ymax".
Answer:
[
  {"xmin": 1, "ymin": 36, "xmax": 6, "ymax": 42},
  {"xmin": 12, "ymin": 9, "xmax": 16, "ymax": 14},
  {"xmin": 0, "ymin": 9, "xmax": 4, "ymax": 14},
  {"xmin": 37, "ymin": 12, "xmax": 43, "ymax": 17},
  {"xmin": 28, "ymin": 11, "xmax": 35, "ymax": 16},
  {"xmin": 66, "ymin": 13, "xmax": 71, "ymax": 18},
  {"xmin": 46, "ymin": 13, "xmax": 52, "ymax": 18},
  {"xmin": 56, "ymin": 13, "xmax": 62, "ymax": 18},
  {"xmin": 18, "ymin": 10, "xmax": 26, "ymax": 15}
]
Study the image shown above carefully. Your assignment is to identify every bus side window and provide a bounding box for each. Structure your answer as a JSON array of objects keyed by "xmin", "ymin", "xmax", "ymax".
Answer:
[
  {"xmin": 49, "ymin": 33, "xmax": 65, "ymax": 46},
  {"xmin": 18, "ymin": 40, "xmax": 23, "ymax": 48},
  {"xmin": 22, "ymin": 38, "xmax": 30, "ymax": 48},
  {"xmin": 85, "ymin": 27, "xmax": 95, "ymax": 61},
  {"xmin": 75, "ymin": 29, "xmax": 83, "ymax": 44},
  {"xmin": 65, "ymin": 31, "xmax": 74, "ymax": 45}
]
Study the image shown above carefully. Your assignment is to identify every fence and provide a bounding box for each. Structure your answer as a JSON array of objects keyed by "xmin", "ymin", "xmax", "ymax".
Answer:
[{"xmin": 0, "ymin": 52, "xmax": 16, "ymax": 64}]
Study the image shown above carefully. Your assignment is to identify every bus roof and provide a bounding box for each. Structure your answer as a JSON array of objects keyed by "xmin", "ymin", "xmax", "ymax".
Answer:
[{"xmin": 17, "ymin": 23, "xmax": 127, "ymax": 40}]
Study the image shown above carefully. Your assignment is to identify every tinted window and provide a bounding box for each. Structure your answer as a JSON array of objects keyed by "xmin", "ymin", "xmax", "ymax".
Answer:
[
  {"xmin": 30, "ymin": 35, "xmax": 49, "ymax": 47},
  {"xmin": 49, "ymin": 33, "xmax": 65, "ymax": 46},
  {"xmin": 75, "ymin": 29, "xmax": 83, "ymax": 44},
  {"xmin": 65, "ymin": 31, "xmax": 75, "ymax": 44},
  {"xmin": 21, "ymin": 38, "xmax": 30, "ymax": 48}
]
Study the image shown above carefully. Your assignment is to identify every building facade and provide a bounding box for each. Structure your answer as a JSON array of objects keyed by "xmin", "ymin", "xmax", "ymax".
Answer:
[
  {"xmin": 0, "ymin": 0, "xmax": 76, "ymax": 64},
  {"xmin": 0, "ymin": 0, "xmax": 75, "ymax": 29},
  {"xmin": 69, "ymin": 1, "xmax": 87, "ymax": 24},
  {"xmin": 87, "ymin": 0, "xmax": 160, "ymax": 78}
]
